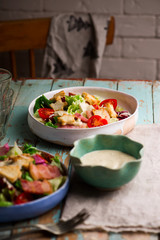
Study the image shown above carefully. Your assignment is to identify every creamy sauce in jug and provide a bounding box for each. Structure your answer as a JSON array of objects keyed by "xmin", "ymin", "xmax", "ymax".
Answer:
[{"xmin": 80, "ymin": 150, "xmax": 136, "ymax": 169}]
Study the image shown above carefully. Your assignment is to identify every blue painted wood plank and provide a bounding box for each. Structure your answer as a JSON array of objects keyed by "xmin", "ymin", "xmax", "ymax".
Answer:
[
  {"xmin": 118, "ymin": 80, "xmax": 153, "ymax": 124},
  {"xmin": 1, "ymin": 79, "xmax": 53, "ymax": 146},
  {"xmin": 15, "ymin": 79, "xmax": 53, "ymax": 106},
  {"xmin": 52, "ymin": 78, "xmax": 84, "ymax": 90},
  {"xmin": 153, "ymin": 81, "xmax": 160, "ymax": 124},
  {"xmin": 109, "ymin": 233, "xmax": 124, "ymax": 240},
  {"xmin": 84, "ymin": 79, "xmax": 117, "ymax": 90}
]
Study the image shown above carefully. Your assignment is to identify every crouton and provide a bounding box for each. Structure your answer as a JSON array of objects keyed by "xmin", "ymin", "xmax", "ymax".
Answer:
[
  {"xmin": 0, "ymin": 165, "xmax": 21, "ymax": 183},
  {"xmin": 57, "ymin": 114, "xmax": 75, "ymax": 125},
  {"xmin": 11, "ymin": 153, "xmax": 34, "ymax": 169},
  {"xmin": 54, "ymin": 111, "xmax": 67, "ymax": 117},
  {"xmin": 50, "ymin": 100, "xmax": 67, "ymax": 111},
  {"xmin": 92, "ymin": 108, "xmax": 110, "ymax": 122},
  {"xmin": 50, "ymin": 90, "xmax": 65, "ymax": 101},
  {"xmin": 82, "ymin": 92, "xmax": 100, "ymax": 105},
  {"xmin": 105, "ymin": 103, "xmax": 117, "ymax": 118}
]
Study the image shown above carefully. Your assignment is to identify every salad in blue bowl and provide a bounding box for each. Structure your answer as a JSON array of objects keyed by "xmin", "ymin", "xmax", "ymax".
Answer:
[{"xmin": 0, "ymin": 142, "xmax": 69, "ymax": 222}]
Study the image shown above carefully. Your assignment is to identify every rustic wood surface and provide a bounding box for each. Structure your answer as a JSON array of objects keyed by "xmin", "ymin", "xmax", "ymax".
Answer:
[{"xmin": 0, "ymin": 78, "xmax": 159, "ymax": 240}]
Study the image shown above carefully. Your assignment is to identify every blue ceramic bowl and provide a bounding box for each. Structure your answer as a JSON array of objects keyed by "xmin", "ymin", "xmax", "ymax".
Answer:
[
  {"xmin": 70, "ymin": 134, "xmax": 143, "ymax": 190},
  {"xmin": 0, "ymin": 158, "xmax": 69, "ymax": 223}
]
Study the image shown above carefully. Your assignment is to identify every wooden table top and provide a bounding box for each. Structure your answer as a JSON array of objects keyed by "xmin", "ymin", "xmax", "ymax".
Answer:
[{"xmin": 0, "ymin": 78, "xmax": 160, "ymax": 240}]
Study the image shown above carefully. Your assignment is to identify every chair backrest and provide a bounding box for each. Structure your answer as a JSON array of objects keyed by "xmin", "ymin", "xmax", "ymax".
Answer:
[{"xmin": 0, "ymin": 17, "xmax": 115, "ymax": 79}]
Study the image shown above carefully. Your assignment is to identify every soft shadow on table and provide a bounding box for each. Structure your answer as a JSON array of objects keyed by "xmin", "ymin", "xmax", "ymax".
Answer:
[{"xmin": 63, "ymin": 169, "xmax": 116, "ymax": 202}]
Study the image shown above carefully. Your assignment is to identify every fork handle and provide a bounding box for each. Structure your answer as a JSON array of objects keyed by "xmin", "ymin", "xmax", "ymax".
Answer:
[
  {"xmin": 0, "ymin": 224, "xmax": 36, "ymax": 232},
  {"xmin": 1, "ymin": 229, "xmax": 43, "ymax": 240}
]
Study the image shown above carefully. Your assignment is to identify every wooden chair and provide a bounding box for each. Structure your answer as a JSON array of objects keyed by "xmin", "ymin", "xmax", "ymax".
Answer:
[{"xmin": 0, "ymin": 16, "xmax": 115, "ymax": 79}]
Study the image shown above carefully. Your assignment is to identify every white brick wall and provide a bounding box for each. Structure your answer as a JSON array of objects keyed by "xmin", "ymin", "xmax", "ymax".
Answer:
[{"xmin": 0, "ymin": 0, "xmax": 160, "ymax": 80}]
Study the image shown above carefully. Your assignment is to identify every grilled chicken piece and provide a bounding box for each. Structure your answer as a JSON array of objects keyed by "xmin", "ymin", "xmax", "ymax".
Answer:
[
  {"xmin": 50, "ymin": 100, "xmax": 67, "ymax": 111},
  {"xmin": 54, "ymin": 110, "xmax": 67, "ymax": 117},
  {"xmin": 92, "ymin": 108, "xmax": 110, "ymax": 122},
  {"xmin": 82, "ymin": 92, "xmax": 100, "ymax": 105},
  {"xmin": 57, "ymin": 114, "xmax": 75, "ymax": 125},
  {"xmin": 11, "ymin": 153, "xmax": 34, "ymax": 169},
  {"xmin": 50, "ymin": 90, "xmax": 65, "ymax": 101},
  {"xmin": 105, "ymin": 103, "xmax": 117, "ymax": 118},
  {"xmin": 0, "ymin": 165, "xmax": 21, "ymax": 183}
]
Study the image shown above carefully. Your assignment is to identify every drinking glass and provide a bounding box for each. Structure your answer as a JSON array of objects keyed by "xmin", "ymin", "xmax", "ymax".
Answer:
[
  {"xmin": 0, "ymin": 88, "xmax": 14, "ymax": 141},
  {"xmin": 0, "ymin": 68, "xmax": 12, "ymax": 100}
]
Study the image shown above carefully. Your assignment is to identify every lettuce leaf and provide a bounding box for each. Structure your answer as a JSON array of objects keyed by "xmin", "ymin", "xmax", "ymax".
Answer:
[
  {"xmin": 49, "ymin": 176, "xmax": 66, "ymax": 192},
  {"xmin": 34, "ymin": 95, "xmax": 52, "ymax": 113},
  {"xmin": 7, "ymin": 142, "xmax": 22, "ymax": 157},
  {"xmin": 65, "ymin": 95, "xmax": 84, "ymax": 114},
  {"xmin": 65, "ymin": 95, "xmax": 84, "ymax": 106}
]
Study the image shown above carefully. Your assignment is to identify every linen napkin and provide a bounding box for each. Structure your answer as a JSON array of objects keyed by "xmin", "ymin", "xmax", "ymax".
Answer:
[
  {"xmin": 61, "ymin": 124, "xmax": 160, "ymax": 233},
  {"xmin": 41, "ymin": 13, "xmax": 110, "ymax": 78}
]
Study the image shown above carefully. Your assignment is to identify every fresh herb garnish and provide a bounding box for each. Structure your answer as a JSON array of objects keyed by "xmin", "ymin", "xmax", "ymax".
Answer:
[{"xmin": 23, "ymin": 143, "xmax": 39, "ymax": 155}]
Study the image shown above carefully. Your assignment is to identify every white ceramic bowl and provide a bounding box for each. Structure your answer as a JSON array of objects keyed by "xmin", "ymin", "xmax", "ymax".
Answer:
[{"xmin": 28, "ymin": 87, "xmax": 138, "ymax": 146}]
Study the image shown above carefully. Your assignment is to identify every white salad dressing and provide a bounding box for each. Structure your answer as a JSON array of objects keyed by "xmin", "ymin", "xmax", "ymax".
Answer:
[{"xmin": 80, "ymin": 150, "xmax": 136, "ymax": 169}]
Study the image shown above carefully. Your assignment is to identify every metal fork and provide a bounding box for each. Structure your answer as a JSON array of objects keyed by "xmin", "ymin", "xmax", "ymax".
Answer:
[{"xmin": 0, "ymin": 208, "xmax": 89, "ymax": 240}]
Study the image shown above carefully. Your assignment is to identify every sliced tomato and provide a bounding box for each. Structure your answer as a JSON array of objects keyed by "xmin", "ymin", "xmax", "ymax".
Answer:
[
  {"xmin": 99, "ymin": 99, "xmax": 117, "ymax": 109},
  {"xmin": 38, "ymin": 108, "xmax": 54, "ymax": 120},
  {"xmin": 87, "ymin": 115, "xmax": 108, "ymax": 128},
  {"xmin": 69, "ymin": 92, "xmax": 76, "ymax": 96},
  {"xmin": 14, "ymin": 192, "xmax": 33, "ymax": 205},
  {"xmin": 92, "ymin": 104, "xmax": 100, "ymax": 110}
]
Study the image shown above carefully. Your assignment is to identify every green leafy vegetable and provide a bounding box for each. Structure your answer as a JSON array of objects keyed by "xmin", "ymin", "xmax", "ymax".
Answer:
[
  {"xmin": 51, "ymin": 155, "xmax": 62, "ymax": 171},
  {"xmin": 49, "ymin": 176, "xmax": 67, "ymax": 192},
  {"xmin": 34, "ymin": 109, "xmax": 41, "ymax": 118},
  {"xmin": 34, "ymin": 95, "xmax": 52, "ymax": 113},
  {"xmin": 45, "ymin": 122, "xmax": 58, "ymax": 128},
  {"xmin": 7, "ymin": 142, "xmax": 22, "ymax": 157},
  {"xmin": 65, "ymin": 95, "xmax": 84, "ymax": 114},
  {"xmin": 45, "ymin": 118, "xmax": 58, "ymax": 128},
  {"xmin": 14, "ymin": 179, "xmax": 22, "ymax": 190},
  {"xmin": 67, "ymin": 103, "xmax": 81, "ymax": 114},
  {"xmin": 0, "ymin": 193, "xmax": 6, "ymax": 202},
  {"xmin": 23, "ymin": 143, "xmax": 39, "ymax": 155},
  {"xmin": 116, "ymin": 106, "xmax": 124, "ymax": 112},
  {"xmin": 0, "ymin": 201, "xmax": 13, "ymax": 207},
  {"xmin": 0, "ymin": 155, "xmax": 7, "ymax": 161},
  {"xmin": 22, "ymin": 172, "xmax": 33, "ymax": 182},
  {"xmin": 2, "ymin": 188, "xmax": 15, "ymax": 202},
  {"xmin": 65, "ymin": 95, "xmax": 84, "ymax": 106}
]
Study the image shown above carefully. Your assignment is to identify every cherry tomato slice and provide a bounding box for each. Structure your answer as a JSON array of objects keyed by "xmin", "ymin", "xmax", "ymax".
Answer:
[
  {"xmin": 99, "ymin": 99, "xmax": 117, "ymax": 109},
  {"xmin": 92, "ymin": 104, "xmax": 100, "ymax": 110},
  {"xmin": 87, "ymin": 115, "xmax": 108, "ymax": 128},
  {"xmin": 14, "ymin": 192, "xmax": 33, "ymax": 205},
  {"xmin": 38, "ymin": 108, "xmax": 54, "ymax": 120}
]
